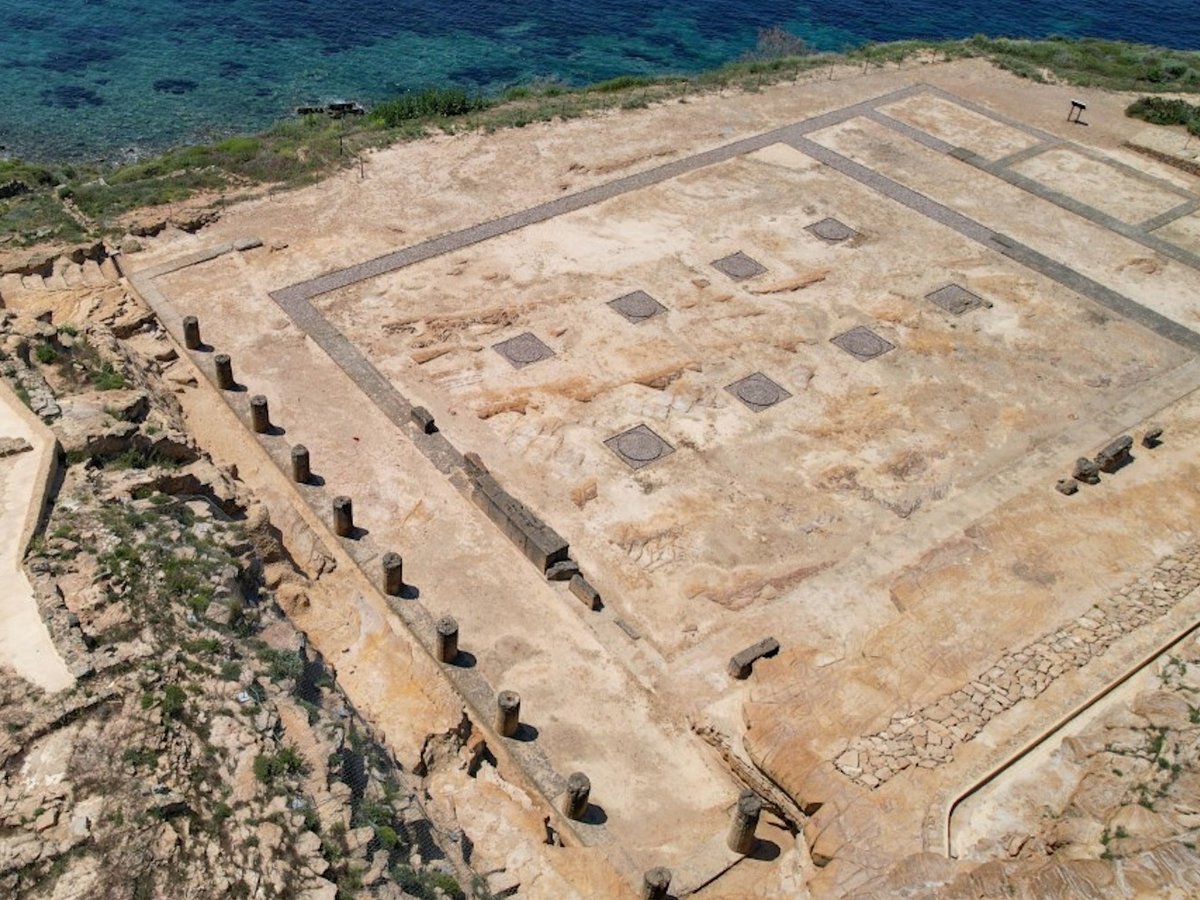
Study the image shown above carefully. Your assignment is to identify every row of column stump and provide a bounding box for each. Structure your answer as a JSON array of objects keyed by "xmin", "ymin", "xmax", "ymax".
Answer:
[{"xmin": 184, "ymin": 315, "xmax": 765, "ymax": 897}]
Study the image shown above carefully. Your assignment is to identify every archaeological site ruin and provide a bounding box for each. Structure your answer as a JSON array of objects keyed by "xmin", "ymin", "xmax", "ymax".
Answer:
[{"xmin": 6, "ymin": 56, "xmax": 1200, "ymax": 898}]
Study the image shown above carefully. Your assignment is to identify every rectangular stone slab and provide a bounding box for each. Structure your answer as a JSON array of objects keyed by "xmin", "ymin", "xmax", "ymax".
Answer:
[{"xmin": 472, "ymin": 474, "xmax": 569, "ymax": 572}]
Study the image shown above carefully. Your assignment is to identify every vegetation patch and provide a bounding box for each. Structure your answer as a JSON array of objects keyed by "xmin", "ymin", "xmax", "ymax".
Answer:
[
  {"xmin": 252, "ymin": 746, "xmax": 306, "ymax": 786},
  {"xmin": 369, "ymin": 87, "xmax": 486, "ymax": 125},
  {"xmin": 1127, "ymin": 96, "xmax": 1200, "ymax": 135}
]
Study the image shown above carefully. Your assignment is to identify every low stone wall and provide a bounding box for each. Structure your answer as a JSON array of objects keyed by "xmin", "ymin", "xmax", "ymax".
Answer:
[
  {"xmin": 471, "ymin": 472, "xmax": 569, "ymax": 573},
  {"xmin": 2, "ymin": 353, "xmax": 61, "ymax": 423},
  {"xmin": 0, "ymin": 379, "xmax": 61, "ymax": 558},
  {"xmin": 836, "ymin": 544, "xmax": 1200, "ymax": 788}
]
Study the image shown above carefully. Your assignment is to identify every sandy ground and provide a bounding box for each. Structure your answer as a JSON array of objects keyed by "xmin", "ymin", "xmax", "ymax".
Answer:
[
  {"xmin": 0, "ymin": 387, "xmax": 72, "ymax": 693},
  {"xmin": 126, "ymin": 56, "xmax": 1200, "ymax": 895}
]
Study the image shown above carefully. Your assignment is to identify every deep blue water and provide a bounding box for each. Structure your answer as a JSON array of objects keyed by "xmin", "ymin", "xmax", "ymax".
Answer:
[{"xmin": 1, "ymin": 0, "xmax": 1197, "ymax": 162}]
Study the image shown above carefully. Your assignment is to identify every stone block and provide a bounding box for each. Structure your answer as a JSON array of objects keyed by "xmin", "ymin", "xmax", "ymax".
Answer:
[
  {"xmin": 569, "ymin": 574, "xmax": 602, "ymax": 611},
  {"xmin": 1073, "ymin": 457, "xmax": 1100, "ymax": 485},
  {"xmin": 546, "ymin": 559, "xmax": 580, "ymax": 581},
  {"xmin": 728, "ymin": 637, "xmax": 781, "ymax": 679},
  {"xmin": 1094, "ymin": 435, "xmax": 1133, "ymax": 473},
  {"xmin": 411, "ymin": 405, "xmax": 436, "ymax": 434},
  {"xmin": 472, "ymin": 474, "xmax": 568, "ymax": 572}
]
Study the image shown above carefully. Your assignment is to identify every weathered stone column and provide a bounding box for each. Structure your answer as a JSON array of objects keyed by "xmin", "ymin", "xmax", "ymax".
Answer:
[
  {"xmin": 250, "ymin": 395, "xmax": 270, "ymax": 434},
  {"xmin": 382, "ymin": 552, "xmax": 404, "ymax": 596},
  {"xmin": 333, "ymin": 496, "xmax": 354, "ymax": 537},
  {"xmin": 562, "ymin": 772, "xmax": 591, "ymax": 820},
  {"xmin": 642, "ymin": 867, "xmax": 671, "ymax": 900},
  {"xmin": 182, "ymin": 316, "xmax": 202, "ymax": 350},
  {"xmin": 727, "ymin": 791, "xmax": 762, "ymax": 854},
  {"xmin": 435, "ymin": 616, "xmax": 458, "ymax": 663},
  {"xmin": 291, "ymin": 445, "xmax": 311, "ymax": 483},
  {"xmin": 496, "ymin": 690, "xmax": 520, "ymax": 738},
  {"xmin": 214, "ymin": 354, "xmax": 235, "ymax": 390}
]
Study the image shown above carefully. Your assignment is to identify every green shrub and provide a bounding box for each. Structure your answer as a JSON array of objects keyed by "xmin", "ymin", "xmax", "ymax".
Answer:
[
  {"xmin": 184, "ymin": 638, "xmax": 221, "ymax": 655},
  {"xmin": 34, "ymin": 343, "xmax": 58, "ymax": 364},
  {"xmin": 0, "ymin": 191, "xmax": 88, "ymax": 246},
  {"xmin": 219, "ymin": 660, "xmax": 242, "ymax": 681},
  {"xmin": 253, "ymin": 746, "xmax": 307, "ymax": 785},
  {"xmin": 297, "ymin": 698, "xmax": 319, "ymax": 724},
  {"xmin": 91, "ymin": 361, "xmax": 127, "ymax": 390},
  {"xmin": 1127, "ymin": 95, "xmax": 1200, "ymax": 134},
  {"xmin": 259, "ymin": 647, "xmax": 304, "ymax": 682},
  {"xmin": 121, "ymin": 747, "xmax": 160, "ymax": 768},
  {"xmin": 161, "ymin": 684, "xmax": 187, "ymax": 720},
  {"xmin": 370, "ymin": 87, "xmax": 485, "ymax": 126},
  {"xmin": 105, "ymin": 447, "xmax": 179, "ymax": 471},
  {"xmin": 391, "ymin": 865, "xmax": 464, "ymax": 900},
  {"xmin": 71, "ymin": 170, "xmax": 227, "ymax": 222},
  {"xmin": 253, "ymin": 754, "xmax": 275, "ymax": 784}
]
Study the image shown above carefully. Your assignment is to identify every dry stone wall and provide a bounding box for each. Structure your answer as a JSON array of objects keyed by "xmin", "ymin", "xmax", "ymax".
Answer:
[{"xmin": 836, "ymin": 544, "xmax": 1200, "ymax": 788}]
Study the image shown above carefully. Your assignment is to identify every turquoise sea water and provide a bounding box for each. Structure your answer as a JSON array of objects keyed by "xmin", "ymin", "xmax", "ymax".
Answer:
[{"xmin": 1, "ymin": 0, "xmax": 1198, "ymax": 162}]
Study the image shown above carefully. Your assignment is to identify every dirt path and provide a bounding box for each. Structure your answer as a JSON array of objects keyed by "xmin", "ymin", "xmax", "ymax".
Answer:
[{"xmin": 0, "ymin": 386, "xmax": 72, "ymax": 692}]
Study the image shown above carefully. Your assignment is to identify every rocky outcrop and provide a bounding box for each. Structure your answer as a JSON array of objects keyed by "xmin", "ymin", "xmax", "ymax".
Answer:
[{"xmin": 0, "ymin": 308, "xmax": 474, "ymax": 899}]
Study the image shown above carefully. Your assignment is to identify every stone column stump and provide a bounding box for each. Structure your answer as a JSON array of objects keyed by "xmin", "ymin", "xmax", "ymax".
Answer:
[
  {"xmin": 250, "ymin": 395, "xmax": 271, "ymax": 434},
  {"xmin": 435, "ymin": 617, "xmax": 458, "ymax": 663},
  {"xmin": 727, "ymin": 791, "xmax": 762, "ymax": 854},
  {"xmin": 496, "ymin": 690, "xmax": 520, "ymax": 738},
  {"xmin": 182, "ymin": 316, "xmax": 202, "ymax": 350},
  {"xmin": 291, "ymin": 445, "xmax": 311, "ymax": 483},
  {"xmin": 642, "ymin": 867, "xmax": 671, "ymax": 900},
  {"xmin": 333, "ymin": 496, "xmax": 354, "ymax": 537},
  {"xmin": 563, "ymin": 772, "xmax": 591, "ymax": 820},
  {"xmin": 382, "ymin": 552, "xmax": 404, "ymax": 596},
  {"xmin": 214, "ymin": 354, "xmax": 235, "ymax": 390}
]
